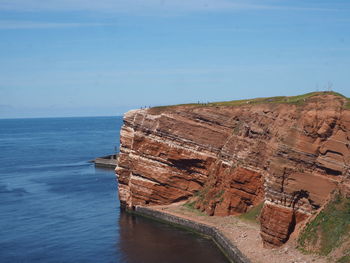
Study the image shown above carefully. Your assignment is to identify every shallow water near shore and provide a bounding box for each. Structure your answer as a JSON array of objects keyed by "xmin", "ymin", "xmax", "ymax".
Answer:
[{"xmin": 0, "ymin": 116, "xmax": 229, "ymax": 263}]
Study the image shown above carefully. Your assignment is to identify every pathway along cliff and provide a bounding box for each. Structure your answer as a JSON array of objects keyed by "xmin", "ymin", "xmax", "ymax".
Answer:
[{"xmin": 115, "ymin": 92, "xmax": 350, "ymax": 262}]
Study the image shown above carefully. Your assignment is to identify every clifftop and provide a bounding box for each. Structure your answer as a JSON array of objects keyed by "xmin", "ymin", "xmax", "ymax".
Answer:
[
  {"xmin": 116, "ymin": 91, "xmax": 350, "ymax": 260},
  {"xmin": 149, "ymin": 91, "xmax": 350, "ymax": 114}
]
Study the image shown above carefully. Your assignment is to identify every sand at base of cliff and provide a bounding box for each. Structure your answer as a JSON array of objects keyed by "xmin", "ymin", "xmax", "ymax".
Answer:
[{"xmin": 148, "ymin": 202, "xmax": 327, "ymax": 263}]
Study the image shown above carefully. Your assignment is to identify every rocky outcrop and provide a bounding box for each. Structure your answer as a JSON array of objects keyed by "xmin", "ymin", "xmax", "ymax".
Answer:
[{"xmin": 116, "ymin": 93, "xmax": 350, "ymax": 247}]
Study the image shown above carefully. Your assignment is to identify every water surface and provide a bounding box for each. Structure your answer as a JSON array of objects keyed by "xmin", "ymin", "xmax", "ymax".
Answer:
[{"xmin": 0, "ymin": 116, "xmax": 229, "ymax": 263}]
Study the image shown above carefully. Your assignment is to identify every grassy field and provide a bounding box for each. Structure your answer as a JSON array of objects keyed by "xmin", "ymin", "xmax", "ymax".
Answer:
[
  {"xmin": 298, "ymin": 193, "xmax": 350, "ymax": 256},
  {"xmin": 151, "ymin": 91, "xmax": 349, "ymax": 112}
]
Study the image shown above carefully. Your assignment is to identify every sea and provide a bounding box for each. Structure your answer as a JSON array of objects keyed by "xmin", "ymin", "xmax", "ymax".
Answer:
[{"xmin": 0, "ymin": 116, "xmax": 229, "ymax": 263}]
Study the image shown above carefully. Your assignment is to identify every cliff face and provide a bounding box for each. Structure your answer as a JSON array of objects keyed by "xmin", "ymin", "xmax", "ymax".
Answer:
[{"xmin": 116, "ymin": 93, "xmax": 350, "ymax": 247}]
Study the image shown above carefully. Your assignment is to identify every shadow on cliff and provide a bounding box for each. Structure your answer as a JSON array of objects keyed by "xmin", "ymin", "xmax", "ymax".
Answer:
[{"xmin": 168, "ymin": 158, "xmax": 205, "ymax": 174}]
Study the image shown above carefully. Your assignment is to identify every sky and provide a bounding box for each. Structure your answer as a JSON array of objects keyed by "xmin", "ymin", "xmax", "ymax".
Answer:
[{"xmin": 0, "ymin": 0, "xmax": 349, "ymax": 118}]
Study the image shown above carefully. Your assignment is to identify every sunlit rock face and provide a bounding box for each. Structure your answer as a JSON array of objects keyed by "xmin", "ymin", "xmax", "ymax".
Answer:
[{"xmin": 116, "ymin": 94, "xmax": 350, "ymax": 247}]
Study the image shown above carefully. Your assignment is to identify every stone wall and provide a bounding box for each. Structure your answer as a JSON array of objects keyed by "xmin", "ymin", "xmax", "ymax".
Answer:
[{"xmin": 134, "ymin": 206, "xmax": 251, "ymax": 263}]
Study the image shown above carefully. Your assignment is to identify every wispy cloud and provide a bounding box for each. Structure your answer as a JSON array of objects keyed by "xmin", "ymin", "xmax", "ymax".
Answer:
[
  {"xmin": 0, "ymin": 0, "xmax": 342, "ymax": 13},
  {"xmin": 0, "ymin": 20, "xmax": 112, "ymax": 29}
]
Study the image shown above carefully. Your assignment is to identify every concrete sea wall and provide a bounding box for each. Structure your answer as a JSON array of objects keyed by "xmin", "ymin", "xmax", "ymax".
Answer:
[{"xmin": 134, "ymin": 206, "xmax": 251, "ymax": 263}]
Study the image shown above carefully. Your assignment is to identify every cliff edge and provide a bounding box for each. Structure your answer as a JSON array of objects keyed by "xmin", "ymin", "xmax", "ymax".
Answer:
[{"xmin": 116, "ymin": 92, "xmax": 350, "ymax": 249}]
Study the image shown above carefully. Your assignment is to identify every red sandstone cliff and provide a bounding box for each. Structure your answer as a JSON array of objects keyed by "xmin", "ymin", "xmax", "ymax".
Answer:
[{"xmin": 116, "ymin": 93, "xmax": 350, "ymax": 247}]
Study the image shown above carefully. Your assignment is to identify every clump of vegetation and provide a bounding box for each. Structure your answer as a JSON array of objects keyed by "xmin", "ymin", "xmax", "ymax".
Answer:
[
  {"xmin": 298, "ymin": 193, "xmax": 350, "ymax": 256},
  {"xmin": 182, "ymin": 186, "xmax": 210, "ymax": 212},
  {"xmin": 150, "ymin": 91, "xmax": 350, "ymax": 113},
  {"xmin": 183, "ymin": 200, "xmax": 206, "ymax": 216},
  {"xmin": 183, "ymin": 200, "xmax": 196, "ymax": 210},
  {"xmin": 233, "ymin": 120, "xmax": 242, "ymax": 135},
  {"xmin": 195, "ymin": 185, "xmax": 210, "ymax": 204},
  {"xmin": 345, "ymin": 98, "xmax": 350, "ymax": 110},
  {"xmin": 183, "ymin": 187, "xmax": 225, "ymax": 215},
  {"xmin": 238, "ymin": 202, "xmax": 264, "ymax": 223},
  {"xmin": 337, "ymin": 252, "xmax": 350, "ymax": 263}
]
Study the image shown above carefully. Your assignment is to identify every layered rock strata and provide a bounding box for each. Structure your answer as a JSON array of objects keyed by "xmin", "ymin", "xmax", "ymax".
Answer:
[{"xmin": 116, "ymin": 94, "xmax": 350, "ymax": 247}]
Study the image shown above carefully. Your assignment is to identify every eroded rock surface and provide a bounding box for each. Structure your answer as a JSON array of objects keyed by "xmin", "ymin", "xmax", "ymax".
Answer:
[{"xmin": 116, "ymin": 94, "xmax": 350, "ymax": 247}]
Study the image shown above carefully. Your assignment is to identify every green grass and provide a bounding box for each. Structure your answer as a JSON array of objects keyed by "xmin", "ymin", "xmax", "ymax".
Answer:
[
  {"xmin": 345, "ymin": 98, "xmax": 350, "ymax": 109},
  {"xmin": 194, "ymin": 184, "xmax": 210, "ymax": 204},
  {"xmin": 183, "ymin": 200, "xmax": 206, "ymax": 216},
  {"xmin": 238, "ymin": 202, "xmax": 264, "ymax": 223},
  {"xmin": 150, "ymin": 91, "xmax": 349, "ymax": 112},
  {"xmin": 298, "ymin": 193, "xmax": 350, "ymax": 256},
  {"xmin": 183, "ymin": 200, "xmax": 196, "ymax": 209}
]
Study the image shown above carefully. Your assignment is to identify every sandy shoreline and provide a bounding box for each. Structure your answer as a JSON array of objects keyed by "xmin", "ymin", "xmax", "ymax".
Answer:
[{"xmin": 135, "ymin": 202, "xmax": 328, "ymax": 263}]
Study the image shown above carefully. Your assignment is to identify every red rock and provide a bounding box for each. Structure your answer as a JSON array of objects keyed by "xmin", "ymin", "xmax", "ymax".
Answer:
[{"xmin": 116, "ymin": 93, "xmax": 350, "ymax": 247}]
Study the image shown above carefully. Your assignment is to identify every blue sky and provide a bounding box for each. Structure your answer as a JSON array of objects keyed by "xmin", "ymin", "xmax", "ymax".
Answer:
[{"xmin": 0, "ymin": 0, "xmax": 349, "ymax": 118}]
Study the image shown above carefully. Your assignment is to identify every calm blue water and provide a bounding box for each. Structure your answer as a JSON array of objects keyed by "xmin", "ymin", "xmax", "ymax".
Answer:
[{"xmin": 0, "ymin": 116, "xmax": 229, "ymax": 263}]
